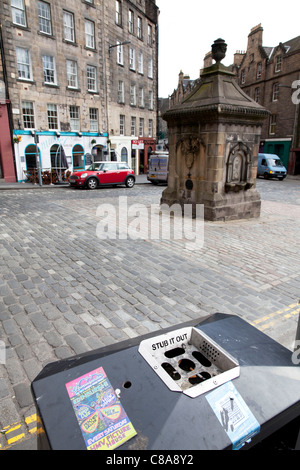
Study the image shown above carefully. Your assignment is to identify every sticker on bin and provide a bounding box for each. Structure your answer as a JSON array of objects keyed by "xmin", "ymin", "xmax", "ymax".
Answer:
[
  {"xmin": 206, "ymin": 381, "xmax": 260, "ymax": 449},
  {"xmin": 138, "ymin": 326, "xmax": 240, "ymax": 398},
  {"xmin": 65, "ymin": 367, "xmax": 137, "ymax": 450}
]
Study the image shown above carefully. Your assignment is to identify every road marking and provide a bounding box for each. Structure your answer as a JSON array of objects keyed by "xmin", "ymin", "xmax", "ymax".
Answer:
[
  {"xmin": 251, "ymin": 303, "xmax": 300, "ymax": 332},
  {"xmin": 6, "ymin": 433, "xmax": 26, "ymax": 445},
  {"xmin": 0, "ymin": 414, "xmax": 37, "ymax": 450}
]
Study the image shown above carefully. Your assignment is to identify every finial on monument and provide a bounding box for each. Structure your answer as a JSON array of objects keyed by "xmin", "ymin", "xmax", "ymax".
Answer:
[{"xmin": 211, "ymin": 38, "xmax": 227, "ymax": 64}]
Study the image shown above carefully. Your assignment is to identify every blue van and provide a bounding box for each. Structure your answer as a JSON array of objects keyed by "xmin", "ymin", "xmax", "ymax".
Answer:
[{"xmin": 257, "ymin": 153, "xmax": 287, "ymax": 180}]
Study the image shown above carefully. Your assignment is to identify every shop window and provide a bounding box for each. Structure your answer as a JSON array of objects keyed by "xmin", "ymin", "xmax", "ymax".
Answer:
[
  {"xmin": 72, "ymin": 144, "xmax": 84, "ymax": 169},
  {"xmin": 121, "ymin": 147, "xmax": 128, "ymax": 162},
  {"xmin": 25, "ymin": 144, "xmax": 41, "ymax": 169},
  {"xmin": 92, "ymin": 145, "xmax": 103, "ymax": 162},
  {"xmin": 50, "ymin": 144, "xmax": 67, "ymax": 169}
]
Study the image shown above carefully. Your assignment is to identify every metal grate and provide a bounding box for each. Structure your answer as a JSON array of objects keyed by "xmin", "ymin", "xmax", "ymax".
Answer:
[{"xmin": 139, "ymin": 326, "xmax": 240, "ymax": 398}]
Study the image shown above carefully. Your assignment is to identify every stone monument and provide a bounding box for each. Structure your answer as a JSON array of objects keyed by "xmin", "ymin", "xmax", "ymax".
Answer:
[{"xmin": 161, "ymin": 39, "xmax": 269, "ymax": 221}]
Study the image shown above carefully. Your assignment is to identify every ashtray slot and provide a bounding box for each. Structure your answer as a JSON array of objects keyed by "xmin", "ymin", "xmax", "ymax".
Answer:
[{"xmin": 138, "ymin": 326, "xmax": 240, "ymax": 398}]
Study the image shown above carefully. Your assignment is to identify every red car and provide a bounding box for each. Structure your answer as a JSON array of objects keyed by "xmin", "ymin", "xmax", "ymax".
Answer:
[{"xmin": 69, "ymin": 162, "xmax": 135, "ymax": 189}]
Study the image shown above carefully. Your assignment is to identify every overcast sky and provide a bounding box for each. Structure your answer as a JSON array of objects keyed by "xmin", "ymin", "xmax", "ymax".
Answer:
[{"xmin": 158, "ymin": 0, "xmax": 300, "ymax": 97}]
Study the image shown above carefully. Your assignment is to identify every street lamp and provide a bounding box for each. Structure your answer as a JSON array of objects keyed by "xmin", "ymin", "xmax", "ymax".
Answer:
[{"xmin": 108, "ymin": 40, "xmax": 130, "ymax": 55}]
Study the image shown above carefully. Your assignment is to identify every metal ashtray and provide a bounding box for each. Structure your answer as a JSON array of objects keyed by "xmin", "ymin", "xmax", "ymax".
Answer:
[{"xmin": 138, "ymin": 326, "xmax": 240, "ymax": 398}]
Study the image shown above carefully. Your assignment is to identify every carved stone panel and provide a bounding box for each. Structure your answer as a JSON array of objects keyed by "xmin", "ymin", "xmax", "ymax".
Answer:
[{"xmin": 225, "ymin": 142, "xmax": 253, "ymax": 192}]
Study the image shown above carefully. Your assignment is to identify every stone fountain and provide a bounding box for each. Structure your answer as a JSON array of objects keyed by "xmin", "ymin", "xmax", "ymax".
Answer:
[{"xmin": 161, "ymin": 39, "xmax": 269, "ymax": 221}]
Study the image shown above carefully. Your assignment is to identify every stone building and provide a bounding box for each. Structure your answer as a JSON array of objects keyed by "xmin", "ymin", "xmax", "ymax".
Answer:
[
  {"xmin": 0, "ymin": 0, "xmax": 158, "ymax": 182},
  {"xmin": 169, "ymin": 70, "xmax": 196, "ymax": 107},
  {"xmin": 233, "ymin": 24, "xmax": 300, "ymax": 175}
]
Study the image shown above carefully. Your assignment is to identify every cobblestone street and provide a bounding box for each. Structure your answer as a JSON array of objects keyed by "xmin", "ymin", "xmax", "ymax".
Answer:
[{"xmin": 0, "ymin": 177, "xmax": 299, "ymax": 449}]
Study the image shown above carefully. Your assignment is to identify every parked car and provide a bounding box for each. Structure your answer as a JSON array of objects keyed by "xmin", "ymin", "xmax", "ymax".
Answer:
[
  {"xmin": 257, "ymin": 154, "xmax": 287, "ymax": 180},
  {"xmin": 147, "ymin": 151, "xmax": 169, "ymax": 184},
  {"xmin": 69, "ymin": 162, "xmax": 135, "ymax": 189}
]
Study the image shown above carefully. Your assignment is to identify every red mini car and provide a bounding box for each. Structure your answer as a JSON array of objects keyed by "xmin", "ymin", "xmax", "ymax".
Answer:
[{"xmin": 69, "ymin": 162, "xmax": 135, "ymax": 189}]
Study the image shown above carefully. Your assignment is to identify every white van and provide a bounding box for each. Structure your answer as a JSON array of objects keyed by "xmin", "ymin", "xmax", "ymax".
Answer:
[
  {"xmin": 147, "ymin": 151, "xmax": 169, "ymax": 184},
  {"xmin": 257, "ymin": 154, "xmax": 287, "ymax": 180}
]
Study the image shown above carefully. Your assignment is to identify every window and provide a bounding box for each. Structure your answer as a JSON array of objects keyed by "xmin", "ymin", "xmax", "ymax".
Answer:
[
  {"xmin": 128, "ymin": 10, "xmax": 134, "ymax": 34},
  {"xmin": 117, "ymin": 42, "xmax": 123, "ymax": 65},
  {"xmin": 275, "ymin": 56, "xmax": 282, "ymax": 73},
  {"xmin": 89, "ymin": 108, "xmax": 98, "ymax": 132},
  {"xmin": 148, "ymin": 58, "xmax": 153, "ymax": 78},
  {"xmin": 129, "ymin": 48, "xmax": 135, "ymax": 70},
  {"xmin": 87, "ymin": 65, "xmax": 97, "ymax": 92},
  {"xmin": 148, "ymin": 90, "xmax": 153, "ymax": 110},
  {"xmin": 38, "ymin": 1, "xmax": 52, "ymax": 35},
  {"xmin": 138, "ymin": 52, "xmax": 143, "ymax": 74},
  {"xmin": 148, "ymin": 119, "xmax": 153, "ymax": 138},
  {"xmin": 241, "ymin": 70, "xmax": 245, "ymax": 84},
  {"xmin": 137, "ymin": 17, "xmax": 142, "ymax": 39},
  {"xmin": 11, "ymin": 0, "xmax": 27, "ymax": 27},
  {"xmin": 47, "ymin": 104, "xmax": 58, "ymax": 129},
  {"xmin": 147, "ymin": 25, "xmax": 152, "ymax": 46},
  {"xmin": 130, "ymin": 84, "xmax": 136, "ymax": 106},
  {"xmin": 272, "ymin": 82, "xmax": 279, "ymax": 101},
  {"xmin": 42, "ymin": 55, "xmax": 56, "ymax": 84},
  {"xmin": 73, "ymin": 144, "xmax": 84, "ymax": 168},
  {"xmin": 131, "ymin": 116, "xmax": 136, "ymax": 136},
  {"xmin": 85, "ymin": 19, "xmax": 95, "ymax": 49},
  {"xmin": 22, "ymin": 101, "xmax": 35, "ymax": 128},
  {"xmin": 139, "ymin": 118, "xmax": 144, "ymax": 137},
  {"xmin": 256, "ymin": 62, "xmax": 262, "ymax": 79},
  {"xmin": 138, "ymin": 87, "xmax": 144, "ymax": 107},
  {"xmin": 16, "ymin": 47, "xmax": 32, "ymax": 80},
  {"xmin": 118, "ymin": 80, "xmax": 124, "ymax": 103},
  {"xmin": 66, "ymin": 60, "xmax": 78, "ymax": 88},
  {"xmin": 269, "ymin": 115, "xmax": 277, "ymax": 135},
  {"xmin": 120, "ymin": 115, "xmax": 125, "ymax": 135},
  {"xmin": 116, "ymin": 0, "xmax": 122, "ymax": 25},
  {"xmin": 63, "ymin": 11, "xmax": 75, "ymax": 42},
  {"xmin": 25, "ymin": 145, "xmax": 40, "ymax": 169},
  {"xmin": 69, "ymin": 106, "xmax": 80, "ymax": 131},
  {"xmin": 254, "ymin": 87, "xmax": 260, "ymax": 103},
  {"xmin": 120, "ymin": 149, "xmax": 128, "ymax": 163}
]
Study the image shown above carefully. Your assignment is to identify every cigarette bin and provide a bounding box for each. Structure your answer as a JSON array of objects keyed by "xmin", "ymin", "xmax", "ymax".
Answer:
[{"xmin": 31, "ymin": 313, "xmax": 300, "ymax": 450}]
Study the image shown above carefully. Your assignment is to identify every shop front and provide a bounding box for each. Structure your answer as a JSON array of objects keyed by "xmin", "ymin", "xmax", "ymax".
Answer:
[
  {"xmin": 0, "ymin": 81, "xmax": 16, "ymax": 182},
  {"xmin": 13, "ymin": 130, "xmax": 108, "ymax": 183},
  {"xmin": 131, "ymin": 138, "xmax": 156, "ymax": 174},
  {"xmin": 261, "ymin": 138, "xmax": 291, "ymax": 173},
  {"xmin": 109, "ymin": 136, "xmax": 132, "ymax": 168},
  {"xmin": 288, "ymin": 147, "xmax": 300, "ymax": 175}
]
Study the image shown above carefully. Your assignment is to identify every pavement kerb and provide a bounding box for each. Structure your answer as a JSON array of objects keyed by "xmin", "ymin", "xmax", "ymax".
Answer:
[
  {"xmin": 0, "ymin": 174, "xmax": 151, "ymax": 190},
  {"xmin": 0, "ymin": 174, "xmax": 299, "ymax": 190}
]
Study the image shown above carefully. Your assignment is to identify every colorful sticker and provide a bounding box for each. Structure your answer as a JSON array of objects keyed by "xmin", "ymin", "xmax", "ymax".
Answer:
[
  {"xmin": 206, "ymin": 381, "xmax": 260, "ymax": 450},
  {"xmin": 66, "ymin": 367, "xmax": 137, "ymax": 450}
]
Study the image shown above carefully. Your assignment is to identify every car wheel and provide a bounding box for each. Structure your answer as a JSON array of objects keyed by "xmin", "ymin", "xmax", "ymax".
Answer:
[
  {"xmin": 125, "ymin": 176, "xmax": 135, "ymax": 188},
  {"xmin": 263, "ymin": 172, "xmax": 269, "ymax": 179},
  {"xmin": 86, "ymin": 177, "xmax": 98, "ymax": 190}
]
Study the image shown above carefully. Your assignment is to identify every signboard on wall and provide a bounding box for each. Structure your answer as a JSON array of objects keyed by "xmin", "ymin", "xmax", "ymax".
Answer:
[{"xmin": 132, "ymin": 139, "xmax": 144, "ymax": 149}]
